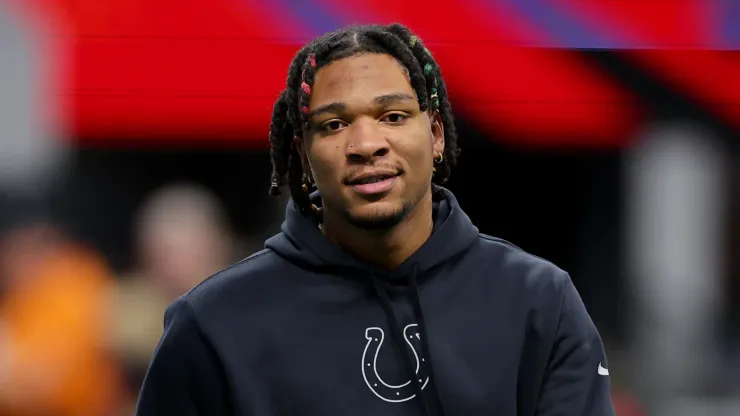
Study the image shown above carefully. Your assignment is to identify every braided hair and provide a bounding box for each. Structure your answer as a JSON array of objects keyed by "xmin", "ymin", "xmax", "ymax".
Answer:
[{"xmin": 268, "ymin": 24, "xmax": 460, "ymax": 216}]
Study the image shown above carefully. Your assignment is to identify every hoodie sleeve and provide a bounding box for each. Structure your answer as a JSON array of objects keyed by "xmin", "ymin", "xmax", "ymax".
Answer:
[
  {"xmin": 136, "ymin": 297, "xmax": 232, "ymax": 416},
  {"xmin": 535, "ymin": 275, "xmax": 616, "ymax": 415}
]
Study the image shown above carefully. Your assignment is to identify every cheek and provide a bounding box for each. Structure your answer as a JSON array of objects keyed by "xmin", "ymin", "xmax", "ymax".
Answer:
[
  {"xmin": 307, "ymin": 143, "xmax": 344, "ymax": 183},
  {"xmin": 394, "ymin": 130, "xmax": 434, "ymax": 173}
]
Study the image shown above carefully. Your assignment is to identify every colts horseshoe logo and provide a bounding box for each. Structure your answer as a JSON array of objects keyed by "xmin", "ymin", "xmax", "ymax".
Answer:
[{"xmin": 362, "ymin": 324, "xmax": 430, "ymax": 402}]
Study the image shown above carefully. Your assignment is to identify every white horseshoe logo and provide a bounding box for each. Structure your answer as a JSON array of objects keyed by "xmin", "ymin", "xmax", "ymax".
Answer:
[{"xmin": 362, "ymin": 324, "xmax": 430, "ymax": 402}]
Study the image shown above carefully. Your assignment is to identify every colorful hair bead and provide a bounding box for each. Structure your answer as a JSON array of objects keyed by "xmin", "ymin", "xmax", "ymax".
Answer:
[
  {"xmin": 409, "ymin": 36, "xmax": 418, "ymax": 48},
  {"xmin": 308, "ymin": 53, "xmax": 317, "ymax": 68},
  {"xmin": 423, "ymin": 63, "xmax": 433, "ymax": 75},
  {"xmin": 301, "ymin": 106, "xmax": 310, "ymax": 115},
  {"xmin": 301, "ymin": 82, "xmax": 311, "ymax": 95}
]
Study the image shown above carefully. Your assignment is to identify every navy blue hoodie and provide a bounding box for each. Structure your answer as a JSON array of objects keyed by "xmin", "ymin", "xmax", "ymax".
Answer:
[{"xmin": 137, "ymin": 188, "xmax": 615, "ymax": 415}]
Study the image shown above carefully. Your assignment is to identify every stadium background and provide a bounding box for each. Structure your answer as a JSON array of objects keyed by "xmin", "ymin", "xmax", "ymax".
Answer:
[{"xmin": 1, "ymin": 0, "xmax": 740, "ymax": 414}]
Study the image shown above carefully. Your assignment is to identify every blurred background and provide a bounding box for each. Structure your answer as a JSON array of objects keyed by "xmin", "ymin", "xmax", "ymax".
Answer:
[{"xmin": 1, "ymin": 0, "xmax": 739, "ymax": 414}]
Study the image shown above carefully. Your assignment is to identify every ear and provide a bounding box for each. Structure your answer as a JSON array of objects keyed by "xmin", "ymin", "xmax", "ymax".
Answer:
[
  {"xmin": 430, "ymin": 111, "xmax": 445, "ymax": 157},
  {"xmin": 293, "ymin": 135, "xmax": 312, "ymax": 178}
]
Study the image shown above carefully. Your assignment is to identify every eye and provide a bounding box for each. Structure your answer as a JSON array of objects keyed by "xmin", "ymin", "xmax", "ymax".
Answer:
[
  {"xmin": 320, "ymin": 120, "xmax": 347, "ymax": 132},
  {"xmin": 381, "ymin": 112, "xmax": 409, "ymax": 125}
]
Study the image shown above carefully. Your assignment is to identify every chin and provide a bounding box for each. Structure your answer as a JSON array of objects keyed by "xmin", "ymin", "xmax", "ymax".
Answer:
[{"xmin": 344, "ymin": 200, "xmax": 412, "ymax": 231}]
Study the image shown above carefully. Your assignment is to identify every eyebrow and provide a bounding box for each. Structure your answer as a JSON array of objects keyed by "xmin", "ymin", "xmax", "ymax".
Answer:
[
  {"xmin": 372, "ymin": 92, "xmax": 416, "ymax": 106},
  {"xmin": 307, "ymin": 93, "xmax": 416, "ymax": 119},
  {"xmin": 306, "ymin": 102, "xmax": 347, "ymax": 119}
]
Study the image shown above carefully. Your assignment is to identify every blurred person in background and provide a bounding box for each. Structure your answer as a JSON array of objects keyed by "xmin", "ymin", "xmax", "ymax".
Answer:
[
  {"xmin": 0, "ymin": 218, "xmax": 123, "ymax": 416},
  {"xmin": 112, "ymin": 182, "xmax": 235, "ymax": 410},
  {"xmin": 137, "ymin": 24, "xmax": 614, "ymax": 415}
]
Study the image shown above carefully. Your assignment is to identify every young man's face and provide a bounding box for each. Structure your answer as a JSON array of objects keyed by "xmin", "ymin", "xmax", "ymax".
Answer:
[{"xmin": 297, "ymin": 53, "xmax": 444, "ymax": 230}]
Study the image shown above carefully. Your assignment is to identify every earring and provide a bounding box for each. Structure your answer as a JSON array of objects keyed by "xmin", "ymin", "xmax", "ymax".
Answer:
[{"xmin": 432, "ymin": 152, "xmax": 444, "ymax": 175}]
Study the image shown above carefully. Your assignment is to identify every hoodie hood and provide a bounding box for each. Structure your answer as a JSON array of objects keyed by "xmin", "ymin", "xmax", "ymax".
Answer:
[{"xmin": 265, "ymin": 187, "xmax": 479, "ymax": 279}]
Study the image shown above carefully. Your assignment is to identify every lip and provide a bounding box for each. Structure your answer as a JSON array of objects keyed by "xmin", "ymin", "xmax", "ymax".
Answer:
[
  {"xmin": 348, "ymin": 175, "xmax": 398, "ymax": 196},
  {"xmin": 347, "ymin": 170, "xmax": 400, "ymax": 184}
]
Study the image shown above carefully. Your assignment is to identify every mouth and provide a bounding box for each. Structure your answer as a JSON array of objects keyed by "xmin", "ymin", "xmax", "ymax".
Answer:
[{"xmin": 347, "ymin": 172, "xmax": 401, "ymax": 196}]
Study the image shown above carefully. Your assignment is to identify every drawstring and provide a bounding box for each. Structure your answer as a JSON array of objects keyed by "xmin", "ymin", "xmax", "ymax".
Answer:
[
  {"xmin": 370, "ymin": 266, "xmax": 447, "ymax": 416},
  {"xmin": 371, "ymin": 276, "xmax": 432, "ymax": 416},
  {"xmin": 409, "ymin": 270, "xmax": 447, "ymax": 416}
]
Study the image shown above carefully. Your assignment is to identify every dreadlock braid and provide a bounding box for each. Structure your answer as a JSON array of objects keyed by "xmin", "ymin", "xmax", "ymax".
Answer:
[
  {"xmin": 268, "ymin": 90, "xmax": 290, "ymax": 195},
  {"xmin": 268, "ymin": 46, "xmax": 315, "ymax": 211},
  {"xmin": 268, "ymin": 23, "xmax": 461, "ymax": 216}
]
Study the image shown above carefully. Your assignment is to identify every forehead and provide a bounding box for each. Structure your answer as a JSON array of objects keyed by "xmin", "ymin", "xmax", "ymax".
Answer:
[{"xmin": 309, "ymin": 53, "xmax": 414, "ymax": 106}]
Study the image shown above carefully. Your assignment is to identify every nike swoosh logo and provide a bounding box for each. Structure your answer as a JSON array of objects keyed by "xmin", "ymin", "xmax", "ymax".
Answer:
[{"xmin": 598, "ymin": 362, "xmax": 609, "ymax": 376}]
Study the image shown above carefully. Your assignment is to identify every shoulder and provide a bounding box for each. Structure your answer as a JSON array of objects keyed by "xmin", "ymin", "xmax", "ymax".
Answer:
[
  {"xmin": 474, "ymin": 234, "xmax": 600, "ymax": 341},
  {"xmin": 474, "ymin": 234, "xmax": 570, "ymax": 296},
  {"xmin": 471, "ymin": 235, "xmax": 595, "ymax": 351},
  {"xmin": 180, "ymin": 248, "xmax": 295, "ymax": 322}
]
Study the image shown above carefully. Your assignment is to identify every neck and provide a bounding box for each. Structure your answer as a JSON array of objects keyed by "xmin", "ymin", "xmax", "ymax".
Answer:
[{"xmin": 321, "ymin": 196, "xmax": 434, "ymax": 270}]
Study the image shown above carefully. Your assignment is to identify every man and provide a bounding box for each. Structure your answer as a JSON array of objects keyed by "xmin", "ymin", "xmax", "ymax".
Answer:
[
  {"xmin": 113, "ymin": 182, "xmax": 236, "ymax": 411},
  {"xmin": 137, "ymin": 24, "xmax": 615, "ymax": 415}
]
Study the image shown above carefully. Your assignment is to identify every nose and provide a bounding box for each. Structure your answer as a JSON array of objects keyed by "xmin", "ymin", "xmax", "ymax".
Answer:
[{"xmin": 345, "ymin": 119, "xmax": 390, "ymax": 163}]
